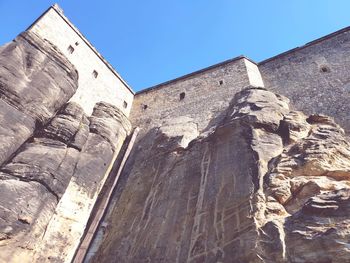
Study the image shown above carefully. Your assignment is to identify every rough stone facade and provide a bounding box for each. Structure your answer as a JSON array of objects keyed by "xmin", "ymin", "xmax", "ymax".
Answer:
[
  {"xmin": 260, "ymin": 28, "xmax": 350, "ymax": 132},
  {"xmin": 131, "ymin": 57, "xmax": 263, "ymax": 133},
  {"xmin": 1, "ymin": 3, "xmax": 350, "ymax": 263},
  {"xmin": 27, "ymin": 4, "xmax": 134, "ymax": 116}
]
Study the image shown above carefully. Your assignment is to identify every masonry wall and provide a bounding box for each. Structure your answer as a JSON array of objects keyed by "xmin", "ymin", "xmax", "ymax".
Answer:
[
  {"xmin": 259, "ymin": 28, "xmax": 350, "ymax": 132},
  {"xmin": 28, "ymin": 6, "xmax": 134, "ymax": 116},
  {"xmin": 130, "ymin": 57, "xmax": 264, "ymax": 133}
]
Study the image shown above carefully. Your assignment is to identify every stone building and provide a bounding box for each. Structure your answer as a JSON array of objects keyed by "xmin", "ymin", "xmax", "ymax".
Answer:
[{"xmin": 0, "ymin": 3, "xmax": 350, "ymax": 263}]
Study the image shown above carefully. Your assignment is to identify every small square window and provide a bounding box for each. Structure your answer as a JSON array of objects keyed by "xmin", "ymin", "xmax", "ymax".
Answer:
[
  {"xmin": 67, "ymin": 45, "xmax": 74, "ymax": 54},
  {"xmin": 219, "ymin": 80, "xmax": 224, "ymax": 85},
  {"xmin": 180, "ymin": 92, "xmax": 185, "ymax": 100},
  {"xmin": 123, "ymin": 101, "xmax": 128, "ymax": 109},
  {"xmin": 92, "ymin": 70, "xmax": 98, "ymax": 78},
  {"xmin": 320, "ymin": 65, "xmax": 330, "ymax": 73}
]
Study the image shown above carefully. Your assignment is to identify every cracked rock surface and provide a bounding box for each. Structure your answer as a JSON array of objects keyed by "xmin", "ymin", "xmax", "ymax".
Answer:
[
  {"xmin": 91, "ymin": 87, "xmax": 350, "ymax": 263},
  {"xmin": 0, "ymin": 102, "xmax": 87, "ymax": 248},
  {"xmin": 0, "ymin": 31, "xmax": 78, "ymax": 166},
  {"xmin": 1, "ymin": 29, "xmax": 350, "ymax": 263},
  {"xmin": 0, "ymin": 32, "xmax": 131, "ymax": 263}
]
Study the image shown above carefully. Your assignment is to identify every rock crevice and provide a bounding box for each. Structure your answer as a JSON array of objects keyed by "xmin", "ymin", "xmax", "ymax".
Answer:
[{"xmin": 89, "ymin": 87, "xmax": 350, "ymax": 263}]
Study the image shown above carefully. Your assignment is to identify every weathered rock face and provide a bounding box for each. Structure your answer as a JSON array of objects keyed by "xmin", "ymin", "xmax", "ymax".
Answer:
[
  {"xmin": 90, "ymin": 87, "xmax": 350, "ymax": 263},
  {"xmin": 0, "ymin": 32, "xmax": 132, "ymax": 263},
  {"xmin": 0, "ymin": 31, "xmax": 78, "ymax": 166},
  {"xmin": 0, "ymin": 103, "xmax": 87, "ymax": 259},
  {"xmin": 263, "ymin": 113, "xmax": 350, "ymax": 263},
  {"xmin": 32, "ymin": 102, "xmax": 131, "ymax": 263},
  {"xmin": 1, "ymin": 24, "xmax": 350, "ymax": 263},
  {"xmin": 0, "ymin": 31, "xmax": 79, "ymax": 262},
  {"xmin": 0, "ymin": 100, "xmax": 132, "ymax": 263}
]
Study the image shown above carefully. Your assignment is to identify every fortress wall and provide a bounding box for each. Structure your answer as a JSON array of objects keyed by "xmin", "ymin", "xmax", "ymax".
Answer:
[
  {"xmin": 259, "ymin": 28, "xmax": 350, "ymax": 132},
  {"xmin": 28, "ymin": 6, "xmax": 134, "ymax": 116},
  {"xmin": 131, "ymin": 57, "xmax": 263, "ymax": 133}
]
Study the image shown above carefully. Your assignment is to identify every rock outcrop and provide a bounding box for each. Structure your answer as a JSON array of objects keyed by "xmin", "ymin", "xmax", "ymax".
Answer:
[
  {"xmin": 0, "ymin": 32, "xmax": 132, "ymax": 263},
  {"xmin": 263, "ymin": 113, "xmax": 350, "ymax": 263},
  {"xmin": 0, "ymin": 31, "xmax": 78, "ymax": 166},
  {"xmin": 90, "ymin": 87, "xmax": 350, "ymax": 263},
  {"xmin": 0, "ymin": 103, "xmax": 87, "ymax": 259},
  {"xmin": 32, "ymin": 102, "xmax": 131, "ymax": 263},
  {"xmin": 0, "ymin": 31, "xmax": 79, "ymax": 262},
  {"xmin": 1, "ymin": 23, "xmax": 350, "ymax": 263}
]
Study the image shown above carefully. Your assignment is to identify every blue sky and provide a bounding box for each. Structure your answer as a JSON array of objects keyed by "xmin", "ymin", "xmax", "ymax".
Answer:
[{"xmin": 0, "ymin": 1, "xmax": 350, "ymax": 91}]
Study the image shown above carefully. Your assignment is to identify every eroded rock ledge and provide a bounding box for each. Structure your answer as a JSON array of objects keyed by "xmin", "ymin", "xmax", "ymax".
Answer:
[
  {"xmin": 0, "ymin": 32, "xmax": 132, "ymax": 263},
  {"xmin": 0, "ymin": 31, "xmax": 78, "ymax": 166},
  {"xmin": 90, "ymin": 87, "xmax": 350, "ymax": 263},
  {"xmin": 0, "ymin": 29, "xmax": 350, "ymax": 263}
]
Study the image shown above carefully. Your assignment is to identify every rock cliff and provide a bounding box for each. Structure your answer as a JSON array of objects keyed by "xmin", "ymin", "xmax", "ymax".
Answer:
[
  {"xmin": 90, "ymin": 87, "xmax": 350, "ymax": 263},
  {"xmin": 1, "ymin": 29, "xmax": 350, "ymax": 263},
  {"xmin": 0, "ymin": 32, "xmax": 131, "ymax": 263}
]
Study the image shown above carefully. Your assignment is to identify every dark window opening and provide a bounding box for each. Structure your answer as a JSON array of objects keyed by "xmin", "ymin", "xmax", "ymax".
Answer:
[
  {"xmin": 67, "ymin": 45, "xmax": 74, "ymax": 54},
  {"xmin": 142, "ymin": 104, "xmax": 148, "ymax": 110},
  {"xmin": 219, "ymin": 80, "xmax": 224, "ymax": 85},
  {"xmin": 75, "ymin": 41, "xmax": 79, "ymax": 46},
  {"xmin": 92, "ymin": 70, "xmax": 98, "ymax": 78},
  {"xmin": 180, "ymin": 92, "xmax": 185, "ymax": 100},
  {"xmin": 320, "ymin": 66, "xmax": 330, "ymax": 73},
  {"xmin": 123, "ymin": 101, "xmax": 128, "ymax": 109}
]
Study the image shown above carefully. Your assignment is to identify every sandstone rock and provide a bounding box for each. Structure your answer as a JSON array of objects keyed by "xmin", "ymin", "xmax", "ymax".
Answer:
[
  {"xmin": 262, "ymin": 104, "xmax": 350, "ymax": 262},
  {"xmin": 279, "ymin": 111, "xmax": 311, "ymax": 144},
  {"xmin": 158, "ymin": 116, "xmax": 199, "ymax": 149},
  {"xmin": 89, "ymin": 102, "xmax": 132, "ymax": 150},
  {"xmin": 41, "ymin": 102, "xmax": 89, "ymax": 151},
  {"xmin": 285, "ymin": 189, "xmax": 350, "ymax": 263},
  {"xmin": 0, "ymin": 102, "xmax": 88, "ymax": 261},
  {"xmin": 90, "ymin": 87, "xmax": 350, "ymax": 263},
  {"xmin": 0, "ymin": 31, "xmax": 78, "ymax": 165},
  {"xmin": 33, "ymin": 102, "xmax": 131, "ymax": 263},
  {"xmin": 0, "ymin": 99, "xmax": 132, "ymax": 263},
  {"xmin": 88, "ymin": 88, "xmax": 287, "ymax": 262},
  {"xmin": 0, "ymin": 29, "xmax": 134, "ymax": 263},
  {"xmin": 266, "ymin": 112, "xmax": 350, "ymax": 215},
  {"xmin": 1, "ymin": 29, "xmax": 350, "ymax": 263}
]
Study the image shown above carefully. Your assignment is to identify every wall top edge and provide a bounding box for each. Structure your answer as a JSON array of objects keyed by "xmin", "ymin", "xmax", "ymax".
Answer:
[
  {"xmin": 259, "ymin": 25, "xmax": 350, "ymax": 65},
  {"xmin": 136, "ymin": 56, "xmax": 255, "ymax": 95},
  {"xmin": 25, "ymin": 4, "xmax": 350, "ymax": 96},
  {"xmin": 26, "ymin": 3, "xmax": 135, "ymax": 95}
]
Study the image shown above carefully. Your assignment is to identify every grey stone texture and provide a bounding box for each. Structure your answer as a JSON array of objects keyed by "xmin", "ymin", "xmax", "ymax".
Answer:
[
  {"xmin": 130, "ymin": 57, "xmax": 262, "ymax": 134},
  {"xmin": 260, "ymin": 28, "xmax": 350, "ymax": 132},
  {"xmin": 0, "ymin": 99, "xmax": 132, "ymax": 263},
  {"xmin": 32, "ymin": 102, "xmax": 131, "ymax": 263},
  {"xmin": 0, "ymin": 102, "xmax": 87, "ymax": 261},
  {"xmin": 91, "ymin": 87, "xmax": 350, "ymax": 263},
  {"xmin": 27, "ymin": 5, "xmax": 134, "ymax": 116},
  {"xmin": 2, "ymin": 4, "xmax": 350, "ymax": 263},
  {"xmin": 0, "ymin": 29, "xmax": 132, "ymax": 263},
  {"xmin": 0, "ymin": 31, "xmax": 78, "ymax": 166},
  {"xmin": 86, "ymin": 24, "xmax": 350, "ymax": 263}
]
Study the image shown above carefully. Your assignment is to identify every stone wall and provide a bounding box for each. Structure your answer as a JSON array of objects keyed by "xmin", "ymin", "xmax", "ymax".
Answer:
[
  {"xmin": 3, "ymin": 4, "xmax": 350, "ymax": 262},
  {"xmin": 27, "ymin": 5, "xmax": 134, "ymax": 116},
  {"xmin": 130, "ymin": 57, "xmax": 264, "ymax": 133},
  {"xmin": 259, "ymin": 27, "xmax": 350, "ymax": 132},
  {"xmin": 0, "ymin": 15, "xmax": 133, "ymax": 263}
]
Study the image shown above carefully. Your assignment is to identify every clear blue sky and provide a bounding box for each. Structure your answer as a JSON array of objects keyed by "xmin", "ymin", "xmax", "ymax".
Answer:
[{"xmin": 1, "ymin": 1, "xmax": 350, "ymax": 91}]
